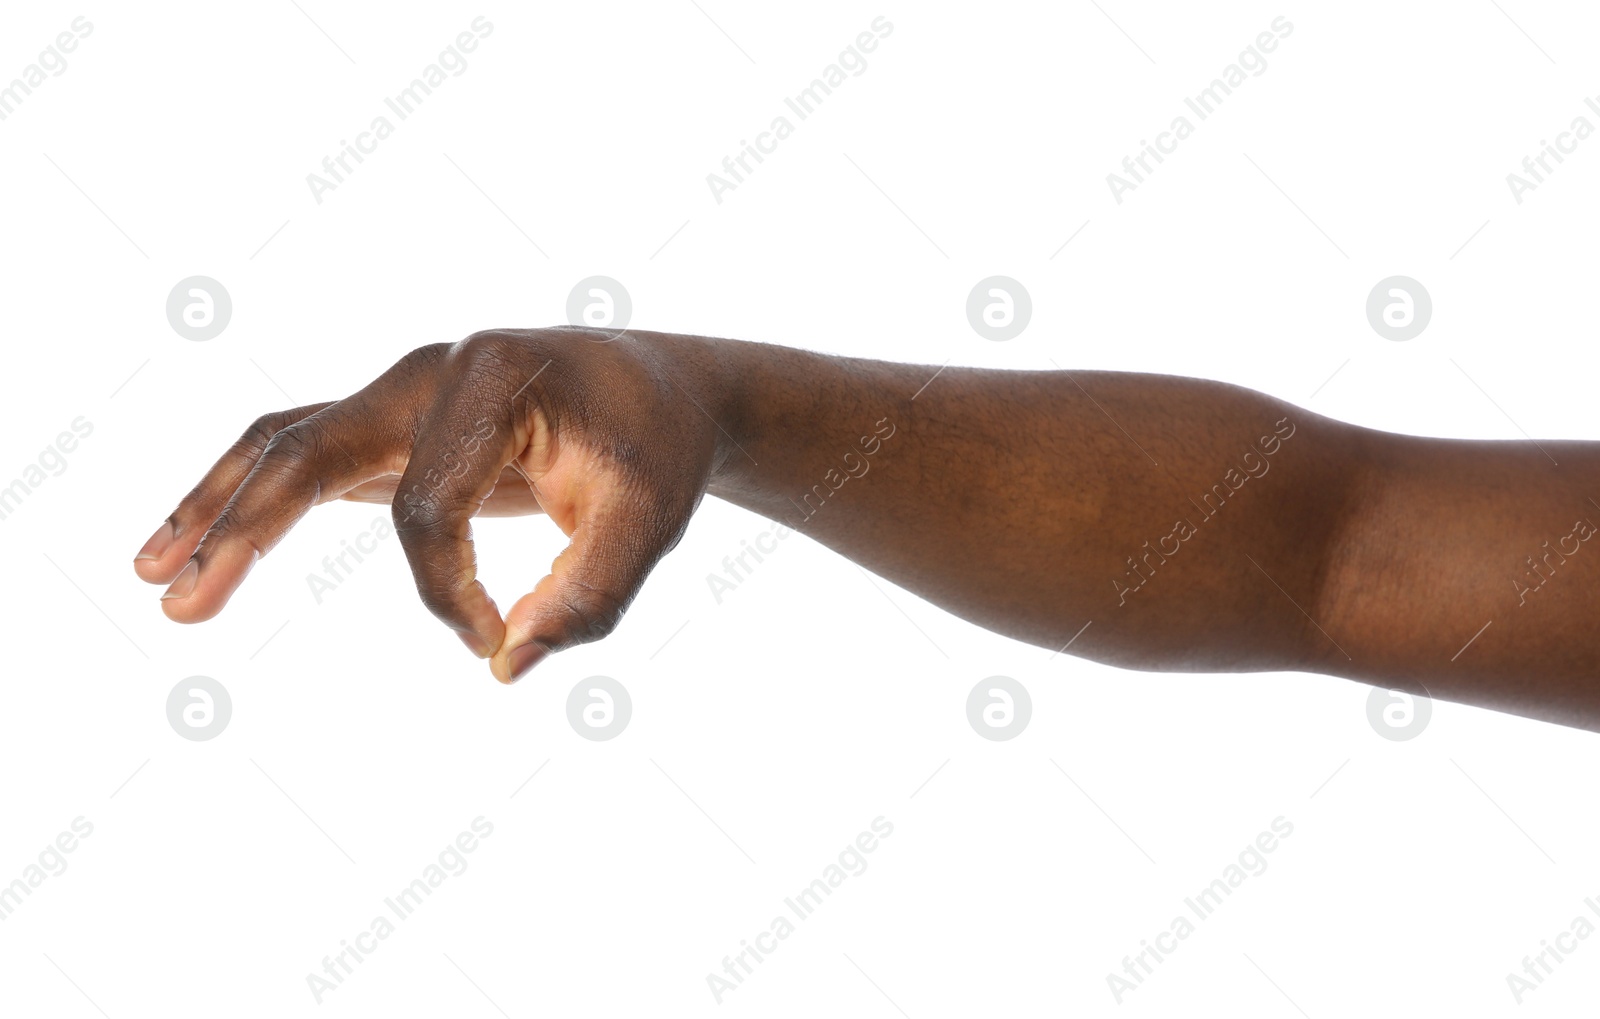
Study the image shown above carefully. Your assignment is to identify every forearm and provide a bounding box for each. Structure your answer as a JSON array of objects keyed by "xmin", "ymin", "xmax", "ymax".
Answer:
[
  {"xmin": 678, "ymin": 330, "xmax": 1600, "ymax": 730},
  {"xmin": 683, "ymin": 331, "xmax": 1358, "ymax": 672}
]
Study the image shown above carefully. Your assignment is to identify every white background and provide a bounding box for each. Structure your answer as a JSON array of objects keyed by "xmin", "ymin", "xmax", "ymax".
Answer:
[{"xmin": 2, "ymin": 1, "xmax": 1598, "ymax": 1015}]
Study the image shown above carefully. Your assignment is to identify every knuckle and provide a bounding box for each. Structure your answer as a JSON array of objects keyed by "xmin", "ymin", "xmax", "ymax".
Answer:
[
  {"xmin": 397, "ymin": 544, "xmax": 471, "ymax": 624},
  {"xmin": 389, "ymin": 509, "xmax": 470, "ymax": 625},
  {"xmin": 191, "ymin": 509, "xmax": 262, "ymax": 563},
  {"xmin": 257, "ymin": 421, "xmax": 322, "ymax": 472},
  {"xmin": 238, "ymin": 409, "xmax": 296, "ymax": 456},
  {"xmin": 398, "ymin": 342, "xmax": 451, "ymax": 372},
  {"xmin": 390, "ymin": 488, "xmax": 447, "ymax": 533},
  {"xmin": 454, "ymin": 332, "xmax": 524, "ymax": 387},
  {"xmin": 462, "ymin": 327, "xmax": 523, "ymax": 346},
  {"xmin": 458, "ymin": 330, "xmax": 511, "ymax": 360}
]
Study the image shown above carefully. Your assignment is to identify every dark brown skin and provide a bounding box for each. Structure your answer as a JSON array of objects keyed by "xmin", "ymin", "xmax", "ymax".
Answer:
[{"xmin": 132, "ymin": 327, "xmax": 1600, "ymax": 730}]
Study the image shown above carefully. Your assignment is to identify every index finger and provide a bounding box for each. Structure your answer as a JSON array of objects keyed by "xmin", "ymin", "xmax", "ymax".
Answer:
[{"xmin": 390, "ymin": 377, "xmax": 534, "ymax": 658}]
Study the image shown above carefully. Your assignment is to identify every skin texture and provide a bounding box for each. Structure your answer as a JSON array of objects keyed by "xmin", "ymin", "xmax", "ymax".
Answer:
[{"xmin": 134, "ymin": 327, "xmax": 1600, "ymax": 730}]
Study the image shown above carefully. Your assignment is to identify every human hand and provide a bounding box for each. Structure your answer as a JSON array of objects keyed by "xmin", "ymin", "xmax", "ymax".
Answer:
[{"xmin": 132, "ymin": 327, "xmax": 727, "ymax": 682}]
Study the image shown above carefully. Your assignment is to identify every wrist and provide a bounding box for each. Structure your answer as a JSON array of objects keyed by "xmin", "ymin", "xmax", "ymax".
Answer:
[{"xmin": 635, "ymin": 329, "xmax": 756, "ymax": 487}]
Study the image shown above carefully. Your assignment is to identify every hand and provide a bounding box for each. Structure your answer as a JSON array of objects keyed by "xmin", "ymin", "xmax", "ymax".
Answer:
[{"xmin": 132, "ymin": 327, "xmax": 727, "ymax": 682}]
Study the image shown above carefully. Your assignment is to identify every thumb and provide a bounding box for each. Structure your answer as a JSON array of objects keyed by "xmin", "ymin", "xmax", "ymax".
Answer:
[{"xmin": 491, "ymin": 506, "xmax": 672, "ymax": 683}]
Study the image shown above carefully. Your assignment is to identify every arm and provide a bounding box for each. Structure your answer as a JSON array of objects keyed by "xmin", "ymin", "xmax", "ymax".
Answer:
[
  {"xmin": 702, "ymin": 335, "xmax": 1600, "ymax": 730},
  {"xmin": 132, "ymin": 328, "xmax": 1600, "ymax": 730}
]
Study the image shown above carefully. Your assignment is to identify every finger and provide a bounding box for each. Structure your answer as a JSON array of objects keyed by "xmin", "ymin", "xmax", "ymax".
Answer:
[
  {"xmin": 160, "ymin": 407, "xmax": 394, "ymax": 623},
  {"xmin": 491, "ymin": 484, "xmax": 677, "ymax": 683},
  {"xmin": 134, "ymin": 403, "xmax": 334, "ymax": 584},
  {"xmin": 390, "ymin": 393, "xmax": 523, "ymax": 659}
]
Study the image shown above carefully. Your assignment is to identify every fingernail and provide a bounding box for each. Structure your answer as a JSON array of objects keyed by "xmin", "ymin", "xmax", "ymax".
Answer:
[
  {"xmin": 161, "ymin": 560, "xmax": 199, "ymax": 601},
  {"xmin": 135, "ymin": 520, "xmax": 175, "ymax": 562},
  {"xmin": 458, "ymin": 631, "xmax": 491, "ymax": 658},
  {"xmin": 507, "ymin": 642, "xmax": 545, "ymax": 682}
]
